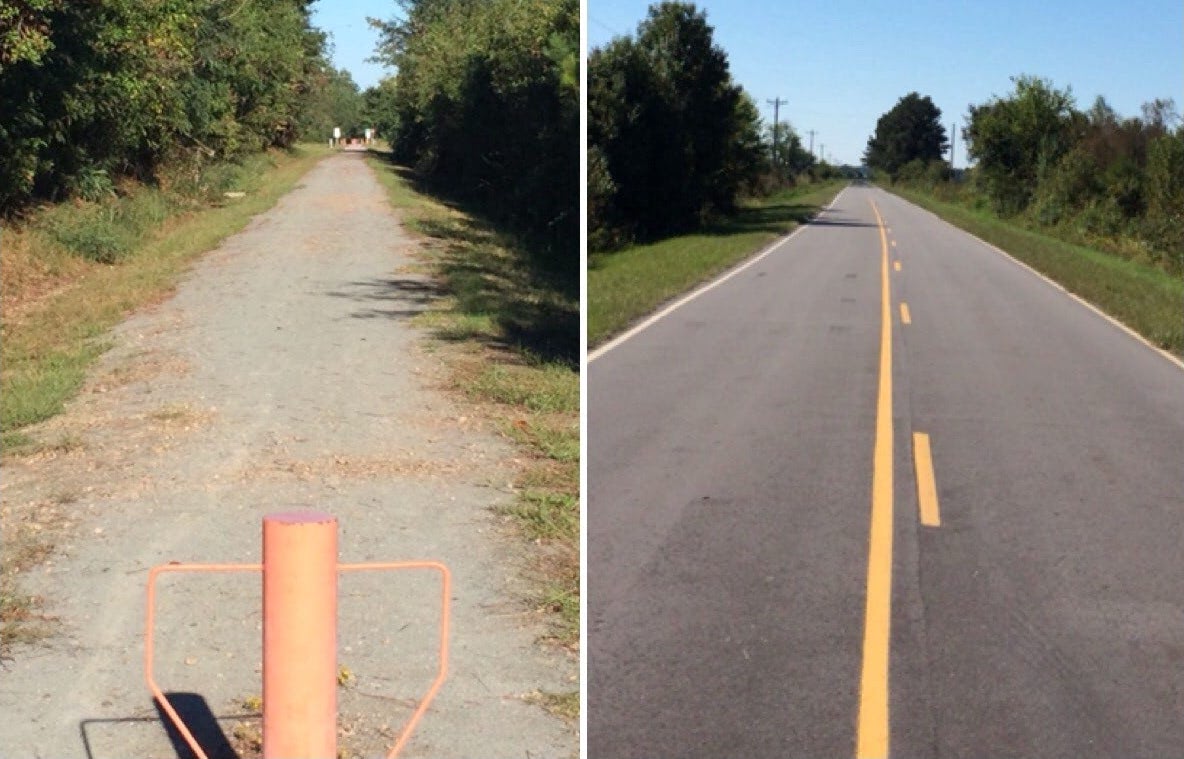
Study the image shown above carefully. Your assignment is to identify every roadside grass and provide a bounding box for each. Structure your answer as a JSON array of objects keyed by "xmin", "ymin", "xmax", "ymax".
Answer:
[
  {"xmin": 888, "ymin": 186, "xmax": 1184, "ymax": 355},
  {"xmin": 0, "ymin": 143, "xmax": 331, "ymax": 649},
  {"xmin": 366, "ymin": 152, "xmax": 579, "ymax": 698},
  {"xmin": 588, "ymin": 180, "xmax": 847, "ymax": 346},
  {"xmin": 1, "ymin": 144, "xmax": 331, "ymax": 440}
]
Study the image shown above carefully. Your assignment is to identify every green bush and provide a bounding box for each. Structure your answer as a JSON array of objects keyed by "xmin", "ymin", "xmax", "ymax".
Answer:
[{"xmin": 43, "ymin": 205, "xmax": 133, "ymax": 264}]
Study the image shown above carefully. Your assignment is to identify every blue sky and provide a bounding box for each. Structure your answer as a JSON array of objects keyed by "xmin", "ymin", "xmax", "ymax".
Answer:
[
  {"xmin": 310, "ymin": 1, "xmax": 1182, "ymax": 167},
  {"xmin": 308, "ymin": 0, "xmax": 397, "ymax": 90},
  {"xmin": 589, "ymin": 0, "xmax": 1184, "ymax": 166}
]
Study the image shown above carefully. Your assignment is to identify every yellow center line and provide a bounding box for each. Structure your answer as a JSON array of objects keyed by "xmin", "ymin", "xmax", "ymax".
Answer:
[
  {"xmin": 900, "ymin": 302, "xmax": 911, "ymax": 324},
  {"xmin": 857, "ymin": 200, "xmax": 894, "ymax": 759},
  {"xmin": 913, "ymin": 433, "xmax": 941, "ymax": 527}
]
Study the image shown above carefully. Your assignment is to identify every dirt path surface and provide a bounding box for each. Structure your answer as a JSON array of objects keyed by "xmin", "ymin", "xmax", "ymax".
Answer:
[{"xmin": 0, "ymin": 151, "xmax": 574, "ymax": 758}]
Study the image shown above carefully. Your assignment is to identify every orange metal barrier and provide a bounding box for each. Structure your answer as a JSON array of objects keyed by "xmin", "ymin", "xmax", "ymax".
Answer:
[{"xmin": 144, "ymin": 513, "xmax": 451, "ymax": 759}]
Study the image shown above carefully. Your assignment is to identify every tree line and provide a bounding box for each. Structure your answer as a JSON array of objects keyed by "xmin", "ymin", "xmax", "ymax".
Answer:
[
  {"xmin": 366, "ymin": 0, "xmax": 578, "ymax": 279},
  {"xmin": 588, "ymin": 2, "xmax": 820, "ymax": 251},
  {"xmin": 865, "ymin": 78, "xmax": 1184, "ymax": 273},
  {"xmin": 0, "ymin": 0, "xmax": 346, "ymax": 213}
]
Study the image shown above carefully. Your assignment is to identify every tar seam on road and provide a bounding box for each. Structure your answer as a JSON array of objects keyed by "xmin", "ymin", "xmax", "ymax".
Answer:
[
  {"xmin": 912, "ymin": 432, "xmax": 941, "ymax": 527},
  {"xmin": 587, "ymin": 187, "xmax": 850, "ymax": 362},
  {"xmin": 857, "ymin": 200, "xmax": 894, "ymax": 759}
]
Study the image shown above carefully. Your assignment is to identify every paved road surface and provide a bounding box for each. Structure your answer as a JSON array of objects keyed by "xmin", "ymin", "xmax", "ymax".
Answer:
[{"xmin": 587, "ymin": 183, "xmax": 1184, "ymax": 758}]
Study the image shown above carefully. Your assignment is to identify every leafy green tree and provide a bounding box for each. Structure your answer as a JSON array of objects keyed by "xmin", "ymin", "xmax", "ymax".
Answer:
[
  {"xmin": 370, "ymin": 0, "xmax": 578, "ymax": 268},
  {"xmin": 588, "ymin": 2, "xmax": 763, "ymax": 243},
  {"xmin": 768, "ymin": 121, "xmax": 814, "ymax": 175},
  {"xmin": 1144, "ymin": 130, "xmax": 1184, "ymax": 270},
  {"xmin": 864, "ymin": 92, "xmax": 948, "ymax": 178},
  {"xmin": 362, "ymin": 77, "xmax": 400, "ymax": 141},
  {"xmin": 0, "ymin": 0, "xmax": 326, "ymax": 212},
  {"xmin": 299, "ymin": 64, "xmax": 364, "ymax": 140},
  {"xmin": 963, "ymin": 76, "xmax": 1076, "ymax": 214}
]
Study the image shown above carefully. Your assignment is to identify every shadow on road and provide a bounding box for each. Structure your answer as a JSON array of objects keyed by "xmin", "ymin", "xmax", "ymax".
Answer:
[
  {"xmin": 806, "ymin": 217, "xmax": 878, "ymax": 228},
  {"xmin": 80, "ymin": 692, "xmax": 253, "ymax": 759}
]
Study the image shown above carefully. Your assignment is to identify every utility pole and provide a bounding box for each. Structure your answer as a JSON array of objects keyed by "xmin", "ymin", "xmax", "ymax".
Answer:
[
  {"xmin": 767, "ymin": 97, "xmax": 787, "ymax": 169},
  {"xmin": 819, "ymin": 144, "xmax": 825, "ymax": 164},
  {"xmin": 950, "ymin": 122, "xmax": 956, "ymax": 170},
  {"xmin": 808, "ymin": 130, "xmax": 816, "ymax": 160}
]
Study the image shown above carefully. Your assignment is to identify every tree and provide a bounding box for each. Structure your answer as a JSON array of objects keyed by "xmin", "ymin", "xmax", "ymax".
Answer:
[
  {"xmin": 963, "ymin": 76, "xmax": 1076, "ymax": 214},
  {"xmin": 0, "ymin": 0, "xmax": 326, "ymax": 212},
  {"xmin": 864, "ymin": 92, "xmax": 948, "ymax": 178},
  {"xmin": 587, "ymin": 2, "xmax": 763, "ymax": 242},
  {"xmin": 362, "ymin": 77, "xmax": 400, "ymax": 141},
  {"xmin": 768, "ymin": 121, "xmax": 813, "ymax": 175},
  {"xmin": 1144, "ymin": 130, "xmax": 1184, "ymax": 270},
  {"xmin": 299, "ymin": 64, "xmax": 364, "ymax": 140},
  {"xmin": 369, "ymin": 0, "xmax": 578, "ymax": 269}
]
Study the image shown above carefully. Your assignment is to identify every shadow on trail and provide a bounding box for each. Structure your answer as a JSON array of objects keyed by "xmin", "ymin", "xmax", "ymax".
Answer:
[
  {"xmin": 325, "ymin": 277, "xmax": 447, "ymax": 321},
  {"xmin": 80, "ymin": 692, "xmax": 250, "ymax": 759},
  {"xmin": 365, "ymin": 155, "xmax": 578, "ymax": 367}
]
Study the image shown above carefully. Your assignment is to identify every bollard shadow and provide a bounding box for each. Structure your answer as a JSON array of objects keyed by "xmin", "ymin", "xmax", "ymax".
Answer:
[{"xmin": 79, "ymin": 692, "xmax": 254, "ymax": 759}]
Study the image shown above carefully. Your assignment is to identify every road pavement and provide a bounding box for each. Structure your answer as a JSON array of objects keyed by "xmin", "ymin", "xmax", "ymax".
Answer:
[{"xmin": 587, "ymin": 183, "xmax": 1184, "ymax": 758}]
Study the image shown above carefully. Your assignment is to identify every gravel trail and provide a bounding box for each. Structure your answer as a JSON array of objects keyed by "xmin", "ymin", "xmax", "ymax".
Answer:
[{"xmin": 0, "ymin": 151, "xmax": 574, "ymax": 758}]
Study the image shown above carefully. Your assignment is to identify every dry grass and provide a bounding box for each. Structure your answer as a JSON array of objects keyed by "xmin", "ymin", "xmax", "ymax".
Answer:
[
  {"xmin": 0, "ymin": 499, "xmax": 68, "ymax": 654},
  {"xmin": 240, "ymin": 453, "xmax": 465, "ymax": 483}
]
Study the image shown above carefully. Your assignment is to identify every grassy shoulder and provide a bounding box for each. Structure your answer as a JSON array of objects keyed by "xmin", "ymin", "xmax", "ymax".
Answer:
[
  {"xmin": 887, "ymin": 185, "xmax": 1184, "ymax": 355},
  {"xmin": 588, "ymin": 180, "xmax": 848, "ymax": 346},
  {"xmin": 1, "ymin": 144, "xmax": 333, "ymax": 445},
  {"xmin": 365, "ymin": 151, "xmax": 579, "ymax": 699}
]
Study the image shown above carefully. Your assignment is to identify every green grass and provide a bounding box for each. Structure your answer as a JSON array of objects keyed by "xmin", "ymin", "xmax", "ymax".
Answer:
[
  {"xmin": 588, "ymin": 180, "xmax": 847, "ymax": 345},
  {"xmin": 527, "ymin": 690, "xmax": 579, "ymax": 722},
  {"xmin": 366, "ymin": 149, "xmax": 579, "ymax": 650},
  {"xmin": 889, "ymin": 185, "xmax": 1184, "ymax": 354},
  {"xmin": 463, "ymin": 362, "xmax": 579, "ymax": 414},
  {"xmin": 1, "ymin": 144, "xmax": 332, "ymax": 435}
]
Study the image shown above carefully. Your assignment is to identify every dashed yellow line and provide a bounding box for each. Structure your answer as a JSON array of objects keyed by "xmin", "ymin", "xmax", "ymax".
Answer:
[
  {"xmin": 913, "ymin": 433, "xmax": 941, "ymax": 527},
  {"xmin": 900, "ymin": 302, "xmax": 911, "ymax": 324},
  {"xmin": 893, "ymin": 260, "xmax": 901, "ymax": 272},
  {"xmin": 857, "ymin": 201, "xmax": 894, "ymax": 759}
]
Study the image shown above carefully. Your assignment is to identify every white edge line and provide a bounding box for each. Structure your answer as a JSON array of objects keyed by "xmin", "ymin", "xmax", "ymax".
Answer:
[
  {"xmin": 588, "ymin": 186, "xmax": 851, "ymax": 362},
  {"xmin": 881, "ymin": 190, "xmax": 1184, "ymax": 374}
]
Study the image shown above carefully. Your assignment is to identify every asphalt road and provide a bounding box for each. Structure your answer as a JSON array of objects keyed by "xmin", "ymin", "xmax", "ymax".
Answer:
[{"xmin": 587, "ymin": 183, "xmax": 1184, "ymax": 758}]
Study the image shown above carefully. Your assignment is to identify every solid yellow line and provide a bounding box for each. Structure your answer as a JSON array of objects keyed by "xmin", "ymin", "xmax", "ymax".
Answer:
[
  {"xmin": 900, "ymin": 302, "xmax": 911, "ymax": 324},
  {"xmin": 857, "ymin": 200, "xmax": 894, "ymax": 759},
  {"xmin": 913, "ymin": 433, "xmax": 941, "ymax": 527},
  {"xmin": 893, "ymin": 260, "xmax": 901, "ymax": 272}
]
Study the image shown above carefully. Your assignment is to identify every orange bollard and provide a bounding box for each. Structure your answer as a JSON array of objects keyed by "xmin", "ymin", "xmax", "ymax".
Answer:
[{"xmin": 263, "ymin": 511, "xmax": 338, "ymax": 759}]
